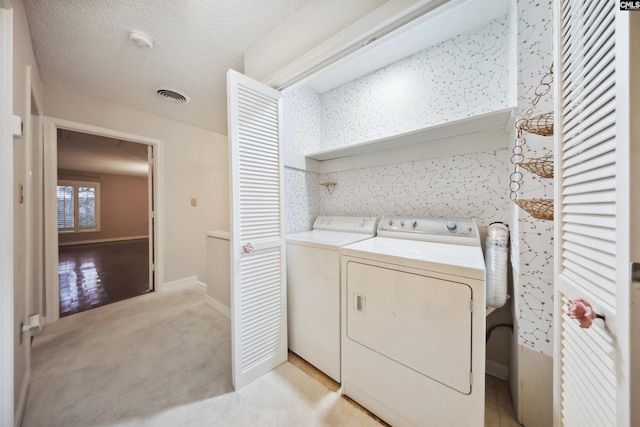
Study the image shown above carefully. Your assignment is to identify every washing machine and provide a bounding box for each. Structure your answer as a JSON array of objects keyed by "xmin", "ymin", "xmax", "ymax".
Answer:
[
  {"xmin": 340, "ymin": 216, "xmax": 486, "ymax": 426},
  {"xmin": 286, "ymin": 216, "xmax": 377, "ymax": 382}
]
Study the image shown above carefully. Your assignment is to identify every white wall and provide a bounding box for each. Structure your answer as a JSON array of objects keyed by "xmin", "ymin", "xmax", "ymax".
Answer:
[
  {"xmin": 44, "ymin": 85, "xmax": 229, "ymax": 285},
  {"xmin": 12, "ymin": 0, "xmax": 44, "ymax": 422}
]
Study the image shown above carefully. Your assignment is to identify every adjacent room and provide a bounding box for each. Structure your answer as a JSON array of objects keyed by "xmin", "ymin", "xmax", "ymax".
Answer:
[{"xmin": 56, "ymin": 130, "xmax": 152, "ymax": 316}]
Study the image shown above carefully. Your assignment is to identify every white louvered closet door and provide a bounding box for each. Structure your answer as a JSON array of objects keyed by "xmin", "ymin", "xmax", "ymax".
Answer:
[
  {"xmin": 554, "ymin": 2, "xmax": 631, "ymax": 426},
  {"xmin": 227, "ymin": 69, "xmax": 287, "ymax": 390}
]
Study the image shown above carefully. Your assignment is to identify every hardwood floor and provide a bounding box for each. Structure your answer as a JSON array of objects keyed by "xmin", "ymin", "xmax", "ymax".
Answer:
[{"xmin": 58, "ymin": 239, "xmax": 150, "ymax": 316}]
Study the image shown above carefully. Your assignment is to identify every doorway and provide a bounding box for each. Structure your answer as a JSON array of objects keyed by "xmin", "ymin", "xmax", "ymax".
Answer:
[
  {"xmin": 56, "ymin": 129, "xmax": 153, "ymax": 316},
  {"xmin": 43, "ymin": 118, "xmax": 163, "ymax": 323}
]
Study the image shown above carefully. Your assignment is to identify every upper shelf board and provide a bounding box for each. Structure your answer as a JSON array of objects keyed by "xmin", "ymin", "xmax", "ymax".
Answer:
[{"xmin": 305, "ymin": 107, "xmax": 515, "ymax": 162}]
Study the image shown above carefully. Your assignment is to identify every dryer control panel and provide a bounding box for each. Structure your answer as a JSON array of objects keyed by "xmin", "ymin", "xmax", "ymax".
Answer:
[{"xmin": 377, "ymin": 216, "xmax": 480, "ymax": 246}]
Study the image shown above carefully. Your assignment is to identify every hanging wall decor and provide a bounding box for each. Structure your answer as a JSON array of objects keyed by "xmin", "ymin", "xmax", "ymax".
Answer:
[{"xmin": 510, "ymin": 63, "xmax": 554, "ymax": 221}]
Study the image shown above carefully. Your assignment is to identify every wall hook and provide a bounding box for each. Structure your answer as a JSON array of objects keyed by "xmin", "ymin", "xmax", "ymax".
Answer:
[{"xmin": 320, "ymin": 181, "xmax": 337, "ymax": 195}]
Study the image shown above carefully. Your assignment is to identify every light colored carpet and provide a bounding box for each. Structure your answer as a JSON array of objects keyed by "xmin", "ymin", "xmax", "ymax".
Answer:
[{"xmin": 22, "ymin": 283, "xmax": 381, "ymax": 426}]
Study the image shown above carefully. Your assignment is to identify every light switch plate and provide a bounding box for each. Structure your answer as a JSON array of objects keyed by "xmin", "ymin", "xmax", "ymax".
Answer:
[{"xmin": 191, "ymin": 198, "xmax": 197, "ymax": 207}]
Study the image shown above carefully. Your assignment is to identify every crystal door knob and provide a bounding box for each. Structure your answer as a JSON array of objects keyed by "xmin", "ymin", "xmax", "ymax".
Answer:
[{"xmin": 242, "ymin": 243, "xmax": 254, "ymax": 254}]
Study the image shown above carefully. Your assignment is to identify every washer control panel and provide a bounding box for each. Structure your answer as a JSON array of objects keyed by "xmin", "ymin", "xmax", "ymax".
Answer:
[
  {"xmin": 377, "ymin": 216, "xmax": 480, "ymax": 245},
  {"xmin": 313, "ymin": 216, "xmax": 378, "ymax": 234}
]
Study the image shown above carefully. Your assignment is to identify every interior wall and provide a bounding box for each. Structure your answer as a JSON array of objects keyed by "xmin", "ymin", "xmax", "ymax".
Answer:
[
  {"xmin": 508, "ymin": 1, "xmax": 554, "ymax": 425},
  {"xmin": 57, "ymin": 171, "xmax": 149, "ymax": 245},
  {"xmin": 12, "ymin": 0, "xmax": 44, "ymax": 421},
  {"xmin": 318, "ymin": 16, "xmax": 511, "ymax": 152},
  {"xmin": 44, "ymin": 85, "xmax": 229, "ymax": 285}
]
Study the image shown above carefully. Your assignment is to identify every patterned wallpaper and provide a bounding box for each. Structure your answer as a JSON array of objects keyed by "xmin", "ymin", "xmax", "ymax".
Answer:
[
  {"xmin": 284, "ymin": 167, "xmax": 321, "ymax": 233},
  {"xmin": 510, "ymin": 0, "xmax": 554, "ymax": 356},
  {"xmin": 316, "ymin": 151, "xmax": 510, "ymax": 227},
  {"xmin": 283, "ymin": 14, "xmax": 512, "ymax": 156},
  {"xmin": 282, "ymin": 84, "xmax": 322, "ymax": 155},
  {"xmin": 285, "ymin": 150, "xmax": 510, "ymax": 235}
]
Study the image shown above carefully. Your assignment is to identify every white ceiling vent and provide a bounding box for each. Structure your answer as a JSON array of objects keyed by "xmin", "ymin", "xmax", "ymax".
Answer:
[{"xmin": 156, "ymin": 88, "xmax": 190, "ymax": 104}]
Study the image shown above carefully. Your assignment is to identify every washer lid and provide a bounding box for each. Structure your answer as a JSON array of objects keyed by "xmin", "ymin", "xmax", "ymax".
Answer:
[{"xmin": 286, "ymin": 230, "xmax": 375, "ymax": 249}]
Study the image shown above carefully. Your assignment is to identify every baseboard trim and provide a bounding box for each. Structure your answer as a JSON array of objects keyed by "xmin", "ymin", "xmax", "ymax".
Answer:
[
  {"xmin": 205, "ymin": 295, "xmax": 230, "ymax": 319},
  {"xmin": 160, "ymin": 276, "xmax": 198, "ymax": 292},
  {"xmin": 486, "ymin": 358, "xmax": 509, "ymax": 380},
  {"xmin": 58, "ymin": 235, "xmax": 149, "ymax": 247},
  {"xmin": 14, "ymin": 369, "xmax": 30, "ymax": 427},
  {"xmin": 196, "ymin": 280, "xmax": 207, "ymax": 288}
]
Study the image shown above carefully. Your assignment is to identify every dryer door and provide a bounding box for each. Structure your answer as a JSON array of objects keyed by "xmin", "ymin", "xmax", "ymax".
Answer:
[{"xmin": 345, "ymin": 261, "xmax": 473, "ymax": 394}]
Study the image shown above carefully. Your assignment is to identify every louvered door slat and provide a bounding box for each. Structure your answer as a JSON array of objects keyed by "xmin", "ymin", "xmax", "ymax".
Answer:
[
  {"xmin": 562, "ymin": 232, "xmax": 615, "ymax": 256},
  {"xmin": 561, "ymin": 176, "xmax": 614, "ymax": 196},
  {"xmin": 562, "ymin": 82, "xmax": 614, "ymax": 135},
  {"xmin": 561, "ymin": 202, "xmax": 615, "ymax": 215},
  {"xmin": 563, "ymin": 96, "xmax": 615, "ymax": 141},
  {"xmin": 561, "ymin": 164, "xmax": 616, "ymax": 187},
  {"xmin": 563, "ymin": 125, "xmax": 615, "ymax": 161},
  {"xmin": 229, "ymin": 69, "xmax": 287, "ymax": 390},
  {"xmin": 562, "ymin": 222, "xmax": 616, "ymax": 242},
  {"xmin": 562, "ymin": 241, "xmax": 615, "ymax": 269}
]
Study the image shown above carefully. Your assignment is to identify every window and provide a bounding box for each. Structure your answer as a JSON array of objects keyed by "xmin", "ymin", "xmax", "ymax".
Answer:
[{"xmin": 57, "ymin": 180, "xmax": 100, "ymax": 233}]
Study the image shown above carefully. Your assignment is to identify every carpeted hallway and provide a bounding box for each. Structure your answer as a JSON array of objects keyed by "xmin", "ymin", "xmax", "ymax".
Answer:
[{"xmin": 22, "ymin": 283, "xmax": 383, "ymax": 426}]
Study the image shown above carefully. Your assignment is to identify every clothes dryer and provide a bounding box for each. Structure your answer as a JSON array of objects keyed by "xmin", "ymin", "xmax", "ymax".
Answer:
[{"xmin": 341, "ymin": 216, "xmax": 486, "ymax": 426}]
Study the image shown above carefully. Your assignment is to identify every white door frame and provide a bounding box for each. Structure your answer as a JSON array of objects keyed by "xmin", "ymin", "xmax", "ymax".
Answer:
[
  {"xmin": 43, "ymin": 117, "xmax": 164, "ymax": 323},
  {"xmin": 24, "ymin": 65, "xmax": 44, "ymax": 321},
  {"xmin": 0, "ymin": 2, "xmax": 13, "ymax": 425}
]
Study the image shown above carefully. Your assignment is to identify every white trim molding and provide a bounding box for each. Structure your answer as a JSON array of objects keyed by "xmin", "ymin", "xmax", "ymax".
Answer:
[
  {"xmin": 205, "ymin": 295, "xmax": 231, "ymax": 319},
  {"xmin": 58, "ymin": 235, "xmax": 149, "ymax": 247},
  {"xmin": 159, "ymin": 276, "xmax": 199, "ymax": 292},
  {"xmin": 0, "ymin": 4, "xmax": 13, "ymax": 427}
]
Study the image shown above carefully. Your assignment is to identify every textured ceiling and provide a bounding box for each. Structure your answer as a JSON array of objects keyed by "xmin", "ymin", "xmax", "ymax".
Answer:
[{"xmin": 24, "ymin": 0, "xmax": 307, "ymax": 135}]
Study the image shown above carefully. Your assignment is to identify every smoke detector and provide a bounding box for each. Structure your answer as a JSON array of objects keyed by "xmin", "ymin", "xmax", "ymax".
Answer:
[
  {"xmin": 155, "ymin": 87, "xmax": 191, "ymax": 104},
  {"xmin": 129, "ymin": 30, "xmax": 154, "ymax": 49}
]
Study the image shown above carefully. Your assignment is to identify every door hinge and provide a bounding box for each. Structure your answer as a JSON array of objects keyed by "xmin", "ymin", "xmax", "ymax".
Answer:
[{"xmin": 632, "ymin": 262, "xmax": 640, "ymax": 283}]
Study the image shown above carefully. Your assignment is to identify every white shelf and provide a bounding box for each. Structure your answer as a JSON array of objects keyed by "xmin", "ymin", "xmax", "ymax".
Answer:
[
  {"xmin": 306, "ymin": 108, "xmax": 515, "ymax": 162},
  {"xmin": 288, "ymin": 108, "xmax": 515, "ymax": 173}
]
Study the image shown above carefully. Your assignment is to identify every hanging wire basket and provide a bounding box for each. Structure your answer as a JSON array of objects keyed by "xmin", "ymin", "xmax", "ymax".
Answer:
[
  {"xmin": 514, "ymin": 199, "xmax": 554, "ymax": 221},
  {"xmin": 509, "ymin": 63, "xmax": 554, "ymax": 221},
  {"xmin": 516, "ymin": 153, "xmax": 554, "ymax": 179},
  {"xmin": 517, "ymin": 111, "xmax": 554, "ymax": 136}
]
